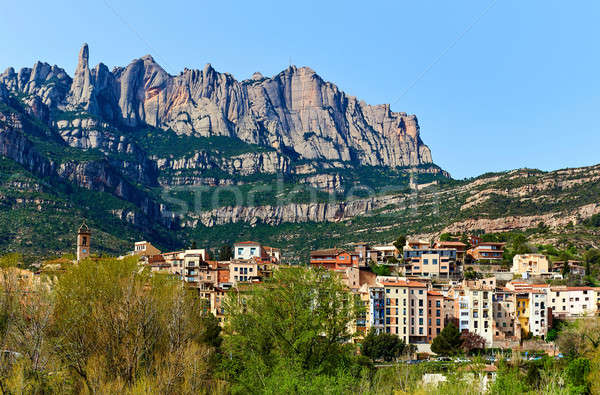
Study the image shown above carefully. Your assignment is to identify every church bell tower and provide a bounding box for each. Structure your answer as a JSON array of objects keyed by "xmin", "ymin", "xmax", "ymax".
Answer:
[{"xmin": 77, "ymin": 221, "xmax": 91, "ymax": 262}]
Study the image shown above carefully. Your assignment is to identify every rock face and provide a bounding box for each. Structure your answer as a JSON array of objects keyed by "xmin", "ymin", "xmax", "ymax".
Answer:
[{"xmin": 1, "ymin": 44, "xmax": 434, "ymax": 169}]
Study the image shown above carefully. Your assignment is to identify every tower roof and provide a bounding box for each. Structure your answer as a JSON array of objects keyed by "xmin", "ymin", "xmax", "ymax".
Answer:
[{"xmin": 78, "ymin": 221, "xmax": 90, "ymax": 233}]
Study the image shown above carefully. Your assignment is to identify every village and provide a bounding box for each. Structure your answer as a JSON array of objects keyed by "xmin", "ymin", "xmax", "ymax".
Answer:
[{"xmin": 55, "ymin": 222, "xmax": 595, "ymax": 357}]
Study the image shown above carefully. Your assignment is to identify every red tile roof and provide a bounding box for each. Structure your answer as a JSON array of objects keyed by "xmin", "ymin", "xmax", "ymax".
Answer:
[{"xmin": 381, "ymin": 280, "xmax": 427, "ymax": 288}]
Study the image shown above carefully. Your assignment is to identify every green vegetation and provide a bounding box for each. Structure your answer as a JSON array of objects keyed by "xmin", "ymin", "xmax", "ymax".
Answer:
[
  {"xmin": 431, "ymin": 322, "xmax": 463, "ymax": 356},
  {"xmin": 361, "ymin": 330, "xmax": 406, "ymax": 362}
]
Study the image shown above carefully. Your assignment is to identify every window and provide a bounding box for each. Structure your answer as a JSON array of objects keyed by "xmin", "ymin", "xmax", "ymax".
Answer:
[
  {"xmin": 436, "ymin": 319, "xmax": 440, "ymax": 326},
  {"xmin": 423, "ymin": 259, "xmax": 429, "ymax": 265},
  {"xmin": 432, "ymin": 259, "xmax": 438, "ymax": 265},
  {"xmin": 238, "ymin": 248, "xmax": 243, "ymax": 255}
]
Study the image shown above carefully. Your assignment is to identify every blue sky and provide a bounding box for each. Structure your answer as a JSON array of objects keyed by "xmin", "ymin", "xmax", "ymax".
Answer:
[{"xmin": 1, "ymin": 0, "xmax": 599, "ymax": 179}]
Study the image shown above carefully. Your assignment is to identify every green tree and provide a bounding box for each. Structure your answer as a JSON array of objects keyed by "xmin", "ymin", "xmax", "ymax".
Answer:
[
  {"xmin": 431, "ymin": 322, "xmax": 463, "ymax": 356},
  {"xmin": 393, "ymin": 235, "xmax": 407, "ymax": 253},
  {"xmin": 369, "ymin": 261, "xmax": 391, "ymax": 276},
  {"xmin": 463, "ymin": 267, "xmax": 482, "ymax": 280},
  {"xmin": 564, "ymin": 357, "xmax": 591, "ymax": 394},
  {"xmin": 218, "ymin": 244, "xmax": 233, "ymax": 261},
  {"xmin": 221, "ymin": 266, "xmax": 362, "ymax": 393},
  {"xmin": 439, "ymin": 233, "xmax": 452, "ymax": 242},
  {"xmin": 361, "ymin": 330, "xmax": 405, "ymax": 362},
  {"xmin": 53, "ymin": 257, "xmax": 218, "ymax": 392}
]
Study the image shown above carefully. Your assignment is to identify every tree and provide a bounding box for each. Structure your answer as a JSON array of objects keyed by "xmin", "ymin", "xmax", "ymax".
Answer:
[
  {"xmin": 369, "ymin": 261, "xmax": 391, "ymax": 276},
  {"xmin": 218, "ymin": 244, "xmax": 233, "ymax": 261},
  {"xmin": 460, "ymin": 331, "xmax": 486, "ymax": 354},
  {"xmin": 439, "ymin": 233, "xmax": 452, "ymax": 242},
  {"xmin": 584, "ymin": 249, "xmax": 600, "ymax": 266},
  {"xmin": 53, "ymin": 257, "xmax": 218, "ymax": 392},
  {"xmin": 221, "ymin": 266, "xmax": 362, "ymax": 393},
  {"xmin": 393, "ymin": 235, "xmax": 407, "ymax": 253},
  {"xmin": 361, "ymin": 330, "xmax": 406, "ymax": 362},
  {"xmin": 463, "ymin": 267, "xmax": 482, "ymax": 280},
  {"xmin": 431, "ymin": 322, "xmax": 463, "ymax": 356}
]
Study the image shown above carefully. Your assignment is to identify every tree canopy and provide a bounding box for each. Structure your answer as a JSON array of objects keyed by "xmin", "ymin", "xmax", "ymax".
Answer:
[{"xmin": 431, "ymin": 322, "xmax": 463, "ymax": 356}]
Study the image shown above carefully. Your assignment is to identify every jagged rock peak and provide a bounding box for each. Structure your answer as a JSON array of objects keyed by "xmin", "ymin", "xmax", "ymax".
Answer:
[{"xmin": 78, "ymin": 43, "xmax": 90, "ymax": 69}]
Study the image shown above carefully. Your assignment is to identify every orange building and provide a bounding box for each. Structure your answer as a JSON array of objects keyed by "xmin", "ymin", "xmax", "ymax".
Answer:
[
  {"xmin": 309, "ymin": 248, "xmax": 359, "ymax": 269},
  {"xmin": 467, "ymin": 242, "xmax": 506, "ymax": 261},
  {"xmin": 427, "ymin": 290, "xmax": 445, "ymax": 342}
]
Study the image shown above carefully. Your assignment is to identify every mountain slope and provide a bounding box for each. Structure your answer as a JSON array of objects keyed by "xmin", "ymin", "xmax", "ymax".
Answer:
[{"xmin": 1, "ymin": 44, "xmax": 597, "ymax": 261}]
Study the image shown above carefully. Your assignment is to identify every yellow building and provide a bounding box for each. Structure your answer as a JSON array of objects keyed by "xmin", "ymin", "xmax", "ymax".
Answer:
[
  {"xmin": 511, "ymin": 254, "xmax": 549, "ymax": 276},
  {"xmin": 516, "ymin": 294, "xmax": 530, "ymax": 334}
]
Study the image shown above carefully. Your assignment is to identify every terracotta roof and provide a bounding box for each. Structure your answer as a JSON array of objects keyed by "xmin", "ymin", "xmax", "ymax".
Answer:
[
  {"xmin": 381, "ymin": 280, "xmax": 427, "ymax": 288},
  {"xmin": 427, "ymin": 290, "xmax": 443, "ymax": 296},
  {"xmin": 310, "ymin": 248, "xmax": 350, "ymax": 256},
  {"xmin": 234, "ymin": 241, "xmax": 261, "ymax": 245},
  {"xmin": 435, "ymin": 241, "xmax": 467, "ymax": 247},
  {"xmin": 551, "ymin": 286, "xmax": 598, "ymax": 292}
]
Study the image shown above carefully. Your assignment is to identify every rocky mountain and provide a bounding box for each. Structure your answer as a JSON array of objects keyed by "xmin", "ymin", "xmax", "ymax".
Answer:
[{"xmin": 3, "ymin": 44, "xmax": 597, "ymax": 260}]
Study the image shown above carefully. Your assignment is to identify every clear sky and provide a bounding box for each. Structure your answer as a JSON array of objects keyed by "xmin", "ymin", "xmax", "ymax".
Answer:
[{"xmin": 1, "ymin": 0, "xmax": 599, "ymax": 179}]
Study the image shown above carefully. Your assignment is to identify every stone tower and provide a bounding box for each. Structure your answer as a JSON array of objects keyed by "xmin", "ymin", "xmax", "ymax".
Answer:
[{"xmin": 77, "ymin": 221, "xmax": 91, "ymax": 262}]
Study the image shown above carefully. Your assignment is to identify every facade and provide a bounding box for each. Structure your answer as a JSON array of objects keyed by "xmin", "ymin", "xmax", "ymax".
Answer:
[
  {"xmin": 376, "ymin": 280, "xmax": 429, "ymax": 344},
  {"xmin": 511, "ymin": 254, "xmax": 550, "ymax": 276},
  {"xmin": 133, "ymin": 241, "xmax": 161, "ymax": 257},
  {"xmin": 229, "ymin": 260, "xmax": 259, "ymax": 284},
  {"xmin": 549, "ymin": 287, "xmax": 599, "ymax": 318},
  {"xmin": 528, "ymin": 292, "xmax": 548, "ymax": 338},
  {"xmin": 467, "ymin": 242, "xmax": 505, "ymax": 261},
  {"xmin": 403, "ymin": 248, "xmax": 457, "ymax": 277},
  {"xmin": 492, "ymin": 289, "xmax": 520, "ymax": 341},
  {"xmin": 464, "ymin": 286, "xmax": 494, "ymax": 346},
  {"xmin": 233, "ymin": 241, "xmax": 280, "ymax": 263},
  {"xmin": 310, "ymin": 248, "xmax": 359, "ymax": 269},
  {"xmin": 427, "ymin": 291, "xmax": 445, "ymax": 342},
  {"xmin": 368, "ymin": 286, "xmax": 386, "ymax": 334},
  {"xmin": 434, "ymin": 241, "xmax": 467, "ymax": 262}
]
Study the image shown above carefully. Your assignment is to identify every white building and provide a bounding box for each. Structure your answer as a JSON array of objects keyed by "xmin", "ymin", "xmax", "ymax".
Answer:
[
  {"xmin": 528, "ymin": 292, "xmax": 548, "ymax": 337},
  {"xmin": 511, "ymin": 254, "xmax": 550, "ymax": 276},
  {"xmin": 549, "ymin": 287, "xmax": 599, "ymax": 318}
]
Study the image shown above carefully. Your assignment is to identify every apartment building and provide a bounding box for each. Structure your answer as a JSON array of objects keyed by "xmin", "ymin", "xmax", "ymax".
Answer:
[
  {"xmin": 511, "ymin": 254, "xmax": 550, "ymax": 276},
  {"xmin": 427, "ymin": 290, "xmax": 445, "ymax": 342},
  {"xmin": 229, "ymin": 260, "xmax": 259, "ymax": 284},
  {"xmin": 378, "ymin": 280, "xmax": 428, "ymax": 344},
  {"xmin": 434, "ymin": 241, "xmax": 467, "ymax": 262},
  {"xmin": 182, "ymin": 249, "xmax": 209, "ymax": 287},
  {"xmin": 549, "ymin": 287, "xmax": 599, "ymax": 318},
  {"xmin": 403, "ymin": 247, "xmax": 457, "ymax": 277},
  {"xmin": 234, "ymin": 241, "xmax": 281, "ymax": 263},
  {"xmin": 528, "ymin": 291, "xmax": 548, "ymax": 338},
  {"xmin": 467, "ymin": 242, "xmax": 505, "ymax": 261},
  {"xmin": 310, "ymin": 248, "xmax": 360, "ymax": 269},
  {"xmin": 492, "ymin": 289, "xmax": 520, "ymax": 341},
  {"xmin": 368, "ymin": 286, "xmax": 386, "ymax": 334},
  {"xmin": 462, "ymin": 280, "xmax": 494, "ymax": 346}
]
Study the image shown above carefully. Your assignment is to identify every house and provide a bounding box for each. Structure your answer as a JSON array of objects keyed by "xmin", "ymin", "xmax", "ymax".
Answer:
[
  {"xmin": 467, "ymin": 242, "xmax": 505, "ymax": 261},
  {"xmin": 511, "ymin": 254, "xmax": 550, "ymax": 276},
  {"xmin": 552, "ymin": 261, "xmax": 586, "ymax": 277},
  {"xmin": 403, "ymin": 247, "xmax": 457, "ymax": 277},
  {"xmin": 133, "ymin": 241, "xmax": 161, "ymax": 257},
  {"xmin": 548, "ymin": 286, "xmax": 599, "ymax": 318},
  {"xmin": 433, "ymin": 241, "xmax": 467, "ymax": 262},
  {"xmin": 309, "ymin": 248, "xmax": 359, "ymax": 269},
  {"xmin": 492, "ymin": 288, "xmax": 520, "ymax": 342},
  {"xmin": 233, "ymin": 241, "xmax": 281, "ymax": 263}
]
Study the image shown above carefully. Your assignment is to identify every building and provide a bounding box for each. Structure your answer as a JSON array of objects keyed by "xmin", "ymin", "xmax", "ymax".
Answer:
[
  {"xmin": 133, "ymin": 241, "xmax": 161, "ymax": 257},
  {"xmin": 528, "ymin": 291, "xmax": 548, "ymax": 338},
  {"xmin": 511, "ymin": 254, "xmax": 550, "ymax": 276},
  {"xmin": 467, "ymin": 242, "xmax": 505, "ymax": 261},
  {"xmin": 403, "ymin": 247, "xmax": 456, "ymax": 277},
  {"xmin": 427, "ymin": 290, "xmax": 445, "ymax": 342},
  {"xmin": 229, "ymin": 260, "xmax": 259, "ymax": 284},
  {"xmin": 233, "ymin": 241, "xmax": 280, "ymax": 263},
  {"xmin": 552, "ymin": 261, "xmax": 586, "ymax": 277},
  {"xmin": 380, "ymin": 280, "xmax": 429, "ymax": 344},
  {"xmin": 549, "ymin": 286, "xmax": 599, "ymax": 318},
  {"xmin": 434, "ymin": 241, "xmax": 467, "ymax": 262},
  {"xmin": 492, "ymin": 289, "xmax": 520, "ymax": 341},
  {"xmin": 310, "ymin": 248, "xmax": 359, "ymax": 269},
  {"xmin": 460, "ymin": 279, "xmax": 495, "ymax": 346},
  {"xmin": 368, "ymin": 286, "xmax": 386, "ymax": 334},
  {"xmin": 76, "ymin": 222, "xmax": 91, "ymax": 262}
]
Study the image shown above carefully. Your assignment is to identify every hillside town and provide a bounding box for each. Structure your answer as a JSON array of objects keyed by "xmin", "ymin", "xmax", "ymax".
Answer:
[{"xmin": 67, "ymin": 223, "xmax": 597, "ymax": 354}]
